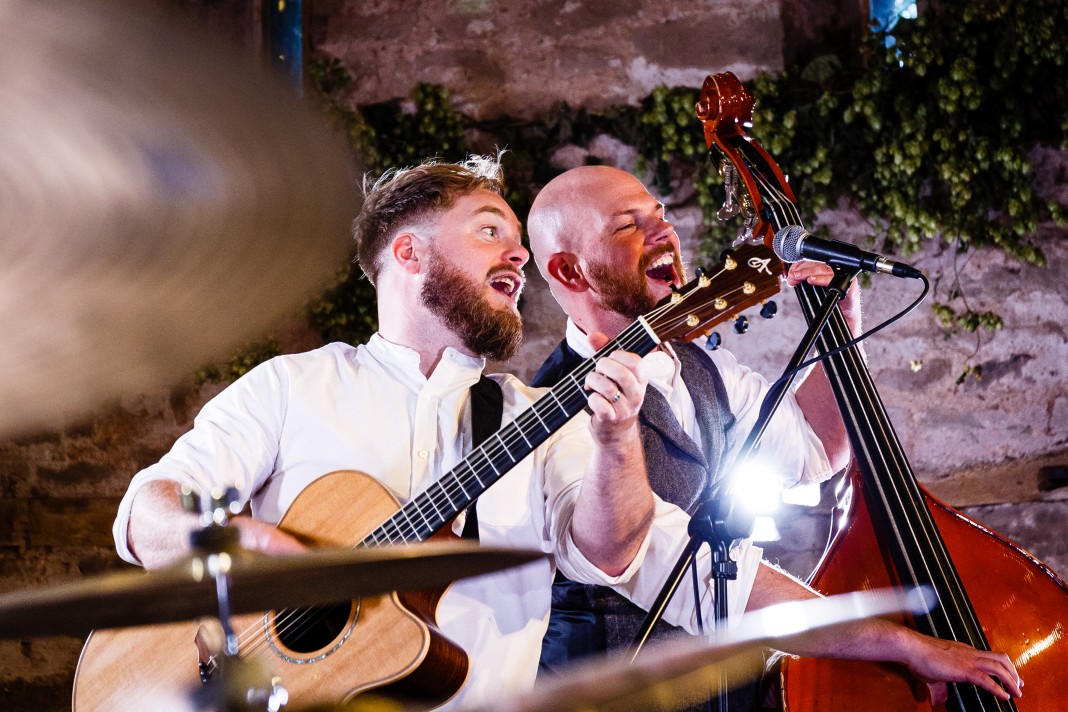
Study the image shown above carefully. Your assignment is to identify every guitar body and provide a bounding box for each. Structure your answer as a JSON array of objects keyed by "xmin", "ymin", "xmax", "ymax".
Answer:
[{"xmin": 73, "ymin": 470, "xmax": 468, "ymax": 711}]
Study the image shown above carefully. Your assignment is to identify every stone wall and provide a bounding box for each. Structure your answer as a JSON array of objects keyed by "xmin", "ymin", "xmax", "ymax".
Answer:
[
  {"xmin": 311, "ymin": 0, "xmax": 786, "ymax": 120},
  {"xmin": 2, "ymin": 0, "xmax": 1065, "ymax": 709}
]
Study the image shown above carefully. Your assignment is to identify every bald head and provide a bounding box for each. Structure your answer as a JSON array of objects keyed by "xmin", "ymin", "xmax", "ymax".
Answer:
[
  {"xmin": 528, "ymin": 165, "xmax": 645, "ymax": 274},
  {"xmin": 527, "ymin": 166, "xmax": 685, "ymax": 337}
]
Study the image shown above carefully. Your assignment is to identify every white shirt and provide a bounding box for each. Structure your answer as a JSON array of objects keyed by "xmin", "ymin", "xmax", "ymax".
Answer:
[
  {"xmin": 561, "ymin": 318, "xmax": 833, "ymax": 632},
  {"xmin": 113, "ymin": 336, "xmax": 645, "ymax": 709},
  {"xmin": 564, "ymin": 318, "xmax": 832, "ymax": 487}
]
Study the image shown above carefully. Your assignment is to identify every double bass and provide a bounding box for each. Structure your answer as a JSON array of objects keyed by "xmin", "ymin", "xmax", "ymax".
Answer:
[{"xmin": 694, "ymin": 72, "xmax": 1068, "ymax": 711}]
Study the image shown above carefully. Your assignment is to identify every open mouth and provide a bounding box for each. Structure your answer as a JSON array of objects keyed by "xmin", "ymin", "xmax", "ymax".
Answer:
[
  {"xmin": 645, "ymin": 252, "xmax": 679, "ymax": 285},
  {"xmin": 489, "ymin": 271, "xmax": 524, "ymax": 302}
]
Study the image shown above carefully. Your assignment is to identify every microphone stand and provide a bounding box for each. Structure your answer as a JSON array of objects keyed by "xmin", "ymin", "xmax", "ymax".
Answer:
[{"xmin": 629, "ymin": 266, "xmax": 859, "ymax": 712}]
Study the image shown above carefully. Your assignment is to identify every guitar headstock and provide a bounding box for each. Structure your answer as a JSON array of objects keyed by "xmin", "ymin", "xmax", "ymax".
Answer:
[{"xmin": 643, "ymin": 241, "xmax": 782, "ymax": 344}]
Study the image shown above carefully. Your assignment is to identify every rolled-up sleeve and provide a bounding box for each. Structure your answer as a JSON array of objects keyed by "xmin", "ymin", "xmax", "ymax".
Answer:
[
  {"xmin": 706, "ymin": 345, "xmax": 833, "ymax": 487},
  {"xmin": 537, "ymin": 408, "xmax": 762, "ymax": 631},
  {"xmin": 608, "ymin": 498, "xmax": 763, "ymax": 633},
  {"xmin": 112, "ymin": 360, "xmax": 289, "ymax": 564},
  {"xmin": 534, "ymin": 408, "xmax": 649, "ymax": 587},
  {"xmin": 534, "ymin": 405, "xmax": 760, "ymax": 636}
]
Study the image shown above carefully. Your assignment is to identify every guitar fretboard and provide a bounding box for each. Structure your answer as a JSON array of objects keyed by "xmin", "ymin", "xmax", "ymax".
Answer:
[{"xmin": 360, "ymin": 319, "xmax": 659, "ymax": 547}]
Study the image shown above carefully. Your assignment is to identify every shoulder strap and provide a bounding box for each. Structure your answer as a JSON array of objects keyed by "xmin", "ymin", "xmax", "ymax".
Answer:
[{"xmin": 461, "ymin": 375, "xmax": 504, "ymax": 540}]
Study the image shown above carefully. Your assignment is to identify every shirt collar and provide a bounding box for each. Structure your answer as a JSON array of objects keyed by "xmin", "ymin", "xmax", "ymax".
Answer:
[
  {"xmin": 367, "ymin": 333, "xmax": 485, "ymax": 392},
  {"xmin": 564, "ymin": 317, "xmax": 596, "ymax": 359}
]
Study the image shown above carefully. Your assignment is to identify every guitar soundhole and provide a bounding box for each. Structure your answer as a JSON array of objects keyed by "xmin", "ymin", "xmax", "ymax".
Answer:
[{"xmin": 273, "ymin": 600, "xmax": 356, "ymax": 654}]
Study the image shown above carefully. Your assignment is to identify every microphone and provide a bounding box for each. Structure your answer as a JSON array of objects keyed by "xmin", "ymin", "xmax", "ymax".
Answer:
[{"xmin": 773, "ymin": 225, "xmax": 923, "ymax": 279}]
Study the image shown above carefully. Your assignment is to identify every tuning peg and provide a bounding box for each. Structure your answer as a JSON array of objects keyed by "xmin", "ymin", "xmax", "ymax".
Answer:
[
  {"xmin": 704, "ymin": 332, "xmax": 722, "ymax": 350},
  {"xmin": 717, "ymin": 163, "xmax": 741, "ymax": 221},
  {"xmin": 733, "ymin": 315, "xmax": 749, "ymax": 334},
  {"xmin": 717, "ymin": 202, "xmax": 740, "ymax": 221},
  {"xmin": 695, "ymin": 267, "xmax": 705, "ymax": 278},
  {"xmin": 760, "ymin": 301, "xmax": 778, "ymax": 319}
]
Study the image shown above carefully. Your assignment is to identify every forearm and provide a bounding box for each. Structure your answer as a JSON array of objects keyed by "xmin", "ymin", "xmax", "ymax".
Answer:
[
  {"xmin": 127, "ymin": 480, "xmax": 304, "ymax": 570},
  {"xmin": 745, "ymin": 562, "xmax": 1022, "ymax": 702},
  {"xmin": 126, "ymin": 480, "xmax": 200, "ymax": 570},
  {"xmin": 793, "ymin": 367, "xmax": 851, "ymax": 473},
  {"xmin": 570, "ymin": 421, "xmax": 654, "ymax": 576},
  {"xmin": 785, "ymin": 265, "xmax": 863, "ymax": 474},
  {"xmin": 746, "ymin": 561, "xmax": 911, "ymax": 661}
]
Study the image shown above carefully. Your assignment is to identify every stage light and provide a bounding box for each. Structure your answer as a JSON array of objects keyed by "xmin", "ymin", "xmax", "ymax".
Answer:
[{"xmin": 729, "ymin": 457, "xmax": 784, "ymax": 516}]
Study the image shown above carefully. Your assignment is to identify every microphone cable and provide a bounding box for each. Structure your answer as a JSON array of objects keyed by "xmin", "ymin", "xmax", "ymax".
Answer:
[{"xmin": 765, "ymin": 271, "xmax": 932, "ymax": 396}]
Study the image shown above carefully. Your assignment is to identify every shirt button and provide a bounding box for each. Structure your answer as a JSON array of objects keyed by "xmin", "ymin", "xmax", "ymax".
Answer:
[{"xmin": 417, "ymin": 450, "xmax": 429, "ymax": 459}]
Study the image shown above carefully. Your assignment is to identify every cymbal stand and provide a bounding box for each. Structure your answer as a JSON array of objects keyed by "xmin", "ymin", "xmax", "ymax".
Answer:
[{"xmin": 181, "ymin": 487, "xmax": 290, "ymax": 712}]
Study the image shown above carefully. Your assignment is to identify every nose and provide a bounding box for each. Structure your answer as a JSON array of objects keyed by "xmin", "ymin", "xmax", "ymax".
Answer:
[
  {"xmin": 645, "ymin": 215, "xmax": 676, "ymax": 246},
  {"xmin": 504, "ymin": 235, "xmax": 529, "ymax": 267}
]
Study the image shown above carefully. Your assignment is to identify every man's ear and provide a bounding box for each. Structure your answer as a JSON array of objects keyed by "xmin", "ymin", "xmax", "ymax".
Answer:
[
  {"xmin": 390, "ymin": 233, "xmax": 423, "ymax": 275},
  {"xmin": 546, "ymin": 252, "xmax": 590, "ymax": 292}
]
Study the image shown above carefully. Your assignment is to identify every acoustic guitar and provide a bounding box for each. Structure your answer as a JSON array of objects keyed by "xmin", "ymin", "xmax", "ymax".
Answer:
[{"xmin": 73, "ymin": 242, "xmax": 782, "ymax": 711}]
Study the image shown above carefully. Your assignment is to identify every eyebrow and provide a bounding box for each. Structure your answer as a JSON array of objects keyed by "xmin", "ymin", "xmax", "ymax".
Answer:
[
  {"xmin": 610, "ymin": 201, "xmax": 665, "ymax": 219},
  {"xmin": 473, "ymin": 204, "xmax": 522, "ymax": 229},
  {"xmin": 475, "ymin": 205, "xmax": 510, "ymax": 219}
]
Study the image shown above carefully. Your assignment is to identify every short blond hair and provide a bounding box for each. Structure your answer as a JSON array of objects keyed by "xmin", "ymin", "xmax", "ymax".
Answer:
[{"xmin": 352, "ymin": 155, "xmax": 505, "ymax": 286}]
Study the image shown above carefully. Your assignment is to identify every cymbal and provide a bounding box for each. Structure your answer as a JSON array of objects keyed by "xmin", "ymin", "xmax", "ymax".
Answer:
[
  {"xmin": 493, "ymin": 588, "xmax": 934, "ymax": 712},
  {"xmin": 0, "ymin": 0, "xmax": 358, "ymax": 437},
  {"xmin": 0, "ymin": 542, "xmax": 543, "ymax": 639}
]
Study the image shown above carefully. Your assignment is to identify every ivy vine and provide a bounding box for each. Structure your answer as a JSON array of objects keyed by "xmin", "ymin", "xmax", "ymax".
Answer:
[
  {"xmin": 742, "ymin": 0, "xmax": 1065, "ymax": 382},
  {"xmin": 201, "ymin": 1, "xmax": 1064, "ymax": 384}
]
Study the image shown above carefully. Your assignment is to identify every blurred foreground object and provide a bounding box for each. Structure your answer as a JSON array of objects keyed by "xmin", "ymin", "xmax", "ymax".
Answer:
[
  {"xmin": 0, "ymin": 541, "xmax": 542, "ymax": 639},
  {"xmin": 0, "ymin": 0, "xmax": 358, "ymax": 436},
  {"xmin": 493, "ymin": 588, "xmax": 933, "ymax": 712}
]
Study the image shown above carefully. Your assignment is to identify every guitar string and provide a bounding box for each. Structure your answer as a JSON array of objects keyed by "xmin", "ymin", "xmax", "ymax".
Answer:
[
  {"xmin": 350, "ymin": 260, "xmax": 755, "ymax": 549},
  {"xmin": 232, "ymin": 262, "xmax": 760, "ymax": 660},
  {"xmin": 228, "ymin": 321, "xmax": 663, "ymax": 660},
  {"xmin": 233, "ymin": 281, "xmax": 728, "ymax": 659},
  {"xmin": 755, "ymin": 168, "xmax": 969, "ymax": 635},
  {"xmin": 793, "ymin": 279, "xmax": 1002, "ymax": 710},
  {"xmin": 229, "ymin": 311, "xmax": 671, "ymax": 657}
]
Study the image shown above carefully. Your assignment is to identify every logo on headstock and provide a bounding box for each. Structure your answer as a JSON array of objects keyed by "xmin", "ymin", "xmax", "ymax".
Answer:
[{"xmin": 748, "ymin": 257, "xmax": 773, "ymax": 275}]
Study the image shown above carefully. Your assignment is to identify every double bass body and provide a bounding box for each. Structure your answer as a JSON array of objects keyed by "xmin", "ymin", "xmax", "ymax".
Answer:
[{"xmin": 781, "ymin": 465, "xmax": 1068, "ymax": 711}]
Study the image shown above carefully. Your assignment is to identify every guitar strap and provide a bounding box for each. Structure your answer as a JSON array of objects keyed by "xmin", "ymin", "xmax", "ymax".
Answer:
[{"xmin": 461, "ymin": 375, "xmax": 504, "ymax": 541}]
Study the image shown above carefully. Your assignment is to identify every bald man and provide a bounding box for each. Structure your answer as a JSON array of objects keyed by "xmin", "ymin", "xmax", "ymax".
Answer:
[{"xmin": 526, "ymin": 165, "xmax": 1022, "ymax": 709}]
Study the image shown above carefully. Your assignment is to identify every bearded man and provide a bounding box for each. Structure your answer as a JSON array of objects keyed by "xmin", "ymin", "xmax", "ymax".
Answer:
[
  {"xmin": 527, "ymin": 165, "xmax": 1022, "ymax": 707},
  {"xmin": 112, "ymin": 157, "xmax": 659, "ymax": 710}
]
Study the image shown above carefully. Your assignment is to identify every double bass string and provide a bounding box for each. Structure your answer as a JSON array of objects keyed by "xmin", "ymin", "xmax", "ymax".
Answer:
[{"xmin": 752, "ymin": 164, "xmax": 995, "ymax": 656}]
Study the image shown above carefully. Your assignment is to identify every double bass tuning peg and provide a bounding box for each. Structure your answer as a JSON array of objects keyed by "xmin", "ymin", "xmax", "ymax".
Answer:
[{"xmin": 717, "ymin": 161, "xmax": 741, "ymax": 221}]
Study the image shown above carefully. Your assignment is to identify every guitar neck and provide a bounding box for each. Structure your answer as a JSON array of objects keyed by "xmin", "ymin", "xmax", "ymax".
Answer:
[{"xmin": 360, "ymin": 319, "xmax": 660, "ymax": 547}]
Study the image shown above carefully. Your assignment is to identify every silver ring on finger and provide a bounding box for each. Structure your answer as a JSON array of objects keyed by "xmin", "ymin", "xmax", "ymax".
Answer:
[{"xmin": 610, "ymin": 390, "xmax": 622, "ymax": 403}]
